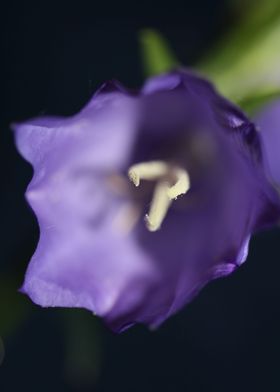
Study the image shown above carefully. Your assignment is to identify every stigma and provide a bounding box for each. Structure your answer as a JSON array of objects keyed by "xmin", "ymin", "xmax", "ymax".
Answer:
[{"xmin": 128, "ymin": 161, "xmax": 190, "ymax": 231}]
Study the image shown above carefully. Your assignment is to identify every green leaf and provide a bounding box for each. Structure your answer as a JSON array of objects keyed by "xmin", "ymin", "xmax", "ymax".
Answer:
[
  {"xmin": 238, "ymin": 88, "xmax": 280, "ymax": 116},
  {"xmin": 139, "ymin": 29, "xmax": 179, "ymax": 77},
  {"xmin": 138, "ymin": 4, "xmax": 280, "ymax": 113},
  {"xmin": 198, "ymin": 1, "xmax": 280, "ymax": 106}
]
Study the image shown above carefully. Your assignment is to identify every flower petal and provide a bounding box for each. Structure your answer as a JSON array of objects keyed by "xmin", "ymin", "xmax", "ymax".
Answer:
[{"xmin": 255, "ymin": 99, "xmax": 280, "ymax": 187}]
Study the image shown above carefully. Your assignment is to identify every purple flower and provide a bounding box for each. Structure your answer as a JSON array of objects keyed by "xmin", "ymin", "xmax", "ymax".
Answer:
[
  {"xmin": 255, "ymin": 99, "xmax": 280, "ymax": 188},
  {"xmin": 14, "ymin": 70, "xmax": 280, "ymax": 331}
]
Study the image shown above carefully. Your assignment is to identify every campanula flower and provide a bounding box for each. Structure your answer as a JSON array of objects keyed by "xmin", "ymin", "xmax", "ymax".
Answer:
[
  {"xmin": 14, "ymin": 70, "xmax": 280, "ymax": 331},
  {"xmin": 255, "ymin": 100, "xmax": 280, "ymax": 189}
]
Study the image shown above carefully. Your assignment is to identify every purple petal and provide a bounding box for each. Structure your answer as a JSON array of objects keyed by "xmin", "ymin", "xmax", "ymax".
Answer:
[
  {"xmin": 255, "ymin": 99, "xmax": 280, "ymax": 187},
  {"xmin": 14, "ymin": 70, "xmax": 280, "ymax": 332}
]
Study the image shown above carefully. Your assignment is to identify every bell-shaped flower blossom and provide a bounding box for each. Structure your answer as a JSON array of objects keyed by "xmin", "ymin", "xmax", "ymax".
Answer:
[
  {"xmin": 13, "ymin": 70, "xmax": 280, "ymax": 331},
  {"xmin": 255, "ymin": 99, "xmax": 280, "ymax": 189}
]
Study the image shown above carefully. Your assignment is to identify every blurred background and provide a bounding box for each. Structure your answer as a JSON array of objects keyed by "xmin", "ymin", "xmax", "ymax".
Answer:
[{"xmin": 1, "ymin": 0, "xmax": 280, "ymax": 390}]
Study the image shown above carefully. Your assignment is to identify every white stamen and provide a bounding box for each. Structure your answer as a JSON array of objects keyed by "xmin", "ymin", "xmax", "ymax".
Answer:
[
  {"xmin": 145, "ymin": 181, "xmax": 172, "ymax": 232},
  {"xmin": 127, "ymin": 160, "xmax": 190, "ymax": 231},
  {"xmin": 167, "ymin": 168, "xmax": 190, "ymax": 200},
  {"xmin": 128, "ymin": 161, "xmax": 168, "ymax": 187}
]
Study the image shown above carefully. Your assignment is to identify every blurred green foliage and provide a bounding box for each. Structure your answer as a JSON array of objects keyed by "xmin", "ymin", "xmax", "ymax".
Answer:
[
  {"xmin": 199, "ymin": 0, "xmax": 280, "ymax": 112},
  {"xmin": 139, "ymin": 29, "xmax": 179, "ymax": 77},
  {"xmin": 139, "ymin": 1, "xmax": 280, "ymax": 115}
]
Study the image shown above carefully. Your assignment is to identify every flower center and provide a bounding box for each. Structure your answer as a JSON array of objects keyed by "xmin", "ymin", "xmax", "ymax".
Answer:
[{"xmin": 128, "ymin": 161, "xmax": 190, "ymax": 231}]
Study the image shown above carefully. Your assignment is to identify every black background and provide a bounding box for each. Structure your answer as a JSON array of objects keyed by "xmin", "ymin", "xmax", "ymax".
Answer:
[{"xmin": 1, "ymin": 1, "xmax": 280, "ymax": 391}]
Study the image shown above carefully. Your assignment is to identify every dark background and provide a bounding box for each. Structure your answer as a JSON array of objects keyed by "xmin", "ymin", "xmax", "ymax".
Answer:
[{"xmin": 1, "ymin": 1, "xmax": 280, "ymax": 391}]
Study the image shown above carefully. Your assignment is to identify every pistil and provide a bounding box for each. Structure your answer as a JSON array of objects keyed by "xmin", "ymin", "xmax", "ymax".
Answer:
[
  {"xmin": 145, "ymin": 181, "xmax": 172, "ymax": 231},
  {"xmin": 128, "ymin": 161, "xmax": 168, "ymax": 187},
  {"xmin": 128, "ymin": 161, "xmax": 190, "ymax": 231}
]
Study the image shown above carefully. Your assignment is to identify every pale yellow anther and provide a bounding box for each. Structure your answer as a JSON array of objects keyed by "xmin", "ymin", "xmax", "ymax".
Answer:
[
  {"xmin": 128, "ymin": 161, "xmax": 168, "ymax": 187},
  {"xmin": 145, "ymin": 181, "xmax": 172, "ymax": 232},
  {"xmin": 127, "ymin": 160, "xmax": 190, "ymax": 232},
  {"xmin": 167, "ymin": 168, "xmax": 190, "ymax": 200}
]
